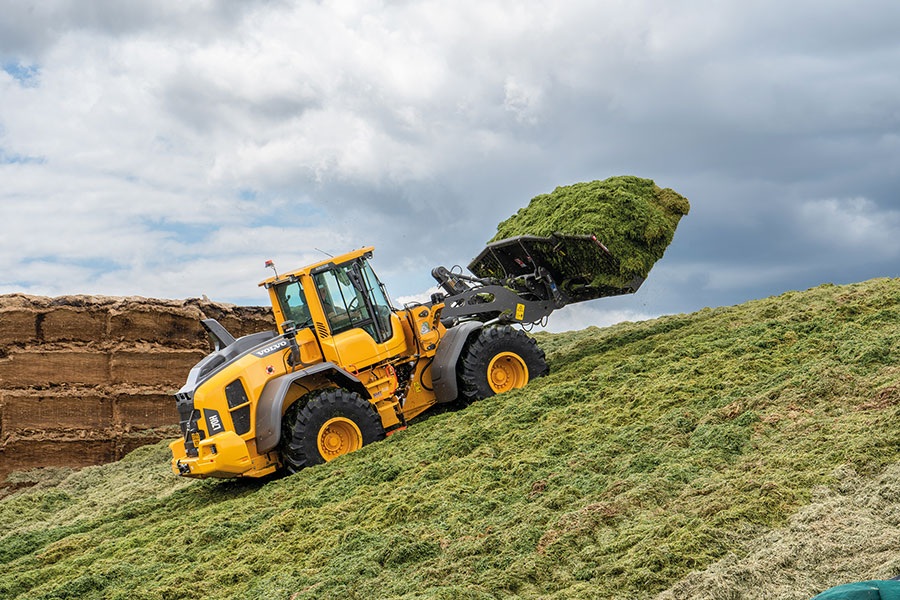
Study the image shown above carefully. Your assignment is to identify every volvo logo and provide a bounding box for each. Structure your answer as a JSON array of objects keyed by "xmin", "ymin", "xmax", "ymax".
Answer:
[{"xmin": 253, "ymin": 339, "xmax": 288, "ymax": 357}]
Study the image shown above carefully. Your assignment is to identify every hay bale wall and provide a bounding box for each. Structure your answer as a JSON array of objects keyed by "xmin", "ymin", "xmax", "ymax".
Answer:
[{"xmin": 0, "ymin": 294, "xmax": 274, "ymax": 480}]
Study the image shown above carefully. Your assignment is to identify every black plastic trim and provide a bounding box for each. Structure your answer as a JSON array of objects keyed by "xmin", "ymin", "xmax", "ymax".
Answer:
[
  {"xmin": 201, "ymin": 319, "xmax": 237, "ymax": 351},
  {"xmin": 431, "ymin": 321, "xmax": 482, "ymax": 403},
  {"xmin": 177, "ymin": 325, "xmax": 278, "ymax": 399}
]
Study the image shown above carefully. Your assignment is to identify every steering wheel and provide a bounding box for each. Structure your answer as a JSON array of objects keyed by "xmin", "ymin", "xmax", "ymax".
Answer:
[{"xmin": 347, "ymin": 296, "xmax": 360, "ymax": 311}]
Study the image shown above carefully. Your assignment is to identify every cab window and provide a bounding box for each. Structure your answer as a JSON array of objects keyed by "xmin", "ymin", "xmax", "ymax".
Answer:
[
  {"xmin": 274, "ymin": 280, "xmax": 312, "ymax": 329},
  {"xmin": 313, "ymin": 265, "xmax": 377, "ymax": 339}
]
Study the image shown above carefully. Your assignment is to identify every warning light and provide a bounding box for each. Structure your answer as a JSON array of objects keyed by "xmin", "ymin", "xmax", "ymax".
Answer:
[{"xmin": 265, "ymin": 260, "xmax": 278, "ymax": 278}]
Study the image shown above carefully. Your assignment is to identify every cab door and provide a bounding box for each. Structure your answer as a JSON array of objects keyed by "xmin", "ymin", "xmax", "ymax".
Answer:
[
  {"xmin": 358, "ymin": 260, "xmax": 408, "ymax": 357},
  {"xmin": 310, "ymin": 258, "xmax": 411, "ymax": 369},
  {"xmin": 312, "ymin": 261, "xmax": 384, "ymax": 369}
]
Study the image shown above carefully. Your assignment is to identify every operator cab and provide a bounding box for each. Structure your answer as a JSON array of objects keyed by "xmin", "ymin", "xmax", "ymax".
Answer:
[{"xmin": 262, "ymin": 248, "xmax": 408, "ymax": 371}]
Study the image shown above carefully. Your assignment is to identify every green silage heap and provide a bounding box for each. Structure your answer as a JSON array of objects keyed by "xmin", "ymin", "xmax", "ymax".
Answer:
[
  {"xmin": 6, "ymin": 278, "xmax": 900, "ymax": 599},
  {"xmin": 490, "ymin": 176, "xmax": 690, "ymax": 285}
]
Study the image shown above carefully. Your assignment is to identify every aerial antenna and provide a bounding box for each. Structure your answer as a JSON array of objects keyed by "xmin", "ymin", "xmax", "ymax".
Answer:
[
  {"xmin": 315, "ymin": 247, "xmax": 334, "ymax": 258},
  {"xmin": 265, "ymin": 259, "xmax": 278, "ymax": 279}
]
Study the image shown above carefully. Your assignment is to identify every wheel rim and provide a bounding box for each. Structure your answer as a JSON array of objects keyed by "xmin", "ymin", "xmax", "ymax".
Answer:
[
  {"xmin": 487, "ymin": 351, "xmax": 529, "ymax": 394},
  {"xmin": 316, "ymin": 417, "xmax": 363, "ymax": 461}
]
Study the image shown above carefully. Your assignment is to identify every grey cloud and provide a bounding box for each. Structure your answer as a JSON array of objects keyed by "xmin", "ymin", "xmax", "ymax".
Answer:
[
  {"xmin": 0, "ymin": 0, "xmax": 269, "ymax": 58},
  {"xmin": 161, "ymin": 69, "xmax": 320, "ymax": 134}
]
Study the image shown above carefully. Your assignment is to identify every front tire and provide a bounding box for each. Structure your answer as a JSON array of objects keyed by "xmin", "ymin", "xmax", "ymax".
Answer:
[
  {"xmin": 459, "ymin": 325, "xmax": 548, "ymax": 402},
  {"xmin": 281, "ymin": 388, "xmax": 384, "ymax": 473}
]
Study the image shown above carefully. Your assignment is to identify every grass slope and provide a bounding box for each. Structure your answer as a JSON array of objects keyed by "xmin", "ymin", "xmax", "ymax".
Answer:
[{"xmin": 3, "ymin": 278, "xmax": 900, "ymax": 600}]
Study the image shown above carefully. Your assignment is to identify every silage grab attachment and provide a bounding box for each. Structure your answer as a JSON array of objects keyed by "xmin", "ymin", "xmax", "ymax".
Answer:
[{"xmin": 433, "ymin": 233, "xmax": 645, "ymax": 325}]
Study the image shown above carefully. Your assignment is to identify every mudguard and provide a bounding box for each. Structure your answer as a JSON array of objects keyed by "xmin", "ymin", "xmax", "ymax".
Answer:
[
  {"xmin": 431, "ymin": 321, "xmax": 483, "ymax": 403},
  {"xmin": 255, "ymin": 363, "xmax": 368, "ymax": 453}
]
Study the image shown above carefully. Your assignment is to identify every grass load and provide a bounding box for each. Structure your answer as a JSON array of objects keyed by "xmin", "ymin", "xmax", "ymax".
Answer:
[
  {"xmin": 490, "ymin": 176, "xmax": 690, "ymax": 287},
  {"xmin": 3, "ymin": 278, "xmax": 900, "ymax": 599}
]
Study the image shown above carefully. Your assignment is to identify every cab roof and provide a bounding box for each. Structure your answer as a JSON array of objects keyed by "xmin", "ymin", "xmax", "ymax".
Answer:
[{"xmin": 258, "ymin": 246, "xmax": 375, "ymax": 288}]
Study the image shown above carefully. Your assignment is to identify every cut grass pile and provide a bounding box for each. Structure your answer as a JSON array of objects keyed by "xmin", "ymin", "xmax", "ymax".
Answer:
[
  {"xmin": 657, "ymin": 463, "xmax": 900, "ymax": 600},
  {"xmin": 3, "ymin": 277, "xmax": 900, "ymax": 599},
  {"xmin": 489, "ymin": 176, "xmax": 690, "ymax": 286}
]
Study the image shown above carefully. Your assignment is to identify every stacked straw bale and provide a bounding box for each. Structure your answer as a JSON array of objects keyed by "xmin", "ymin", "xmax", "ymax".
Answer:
[{"xmin": 0, "ymin": 294, "xmax": 274, "ymax": 480}]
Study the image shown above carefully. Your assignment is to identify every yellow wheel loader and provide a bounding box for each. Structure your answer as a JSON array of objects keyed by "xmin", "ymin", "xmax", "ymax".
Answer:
[{"xmin": 169, "ymin": 234, "xmax": 644, "ymax": 478}]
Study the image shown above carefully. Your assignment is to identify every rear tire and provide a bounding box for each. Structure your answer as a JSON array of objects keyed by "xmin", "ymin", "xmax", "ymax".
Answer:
[
  {"xmin": 459, "ymin": 325, "xmax": 548, "ymax": 402},
  {"xmin": 281, "ymin": 388, "xmax": 384, "ymax": 473}
]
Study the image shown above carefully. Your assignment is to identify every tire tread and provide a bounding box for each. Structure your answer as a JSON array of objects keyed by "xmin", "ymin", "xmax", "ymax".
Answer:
[
  {"xmin": 281, "ymin": 388, "xmax": 384, "ymax": 473},
  {"xmin": 458, "ymin": 325, "xmax": 548, "ymax": 401}
]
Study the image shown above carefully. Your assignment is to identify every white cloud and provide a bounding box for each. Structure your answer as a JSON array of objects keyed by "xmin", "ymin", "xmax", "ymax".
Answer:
[
  {"xmin": 537, "ymin": 304, "xmax": 656, "ymax": 334},
  {"xmin": 1, "ymin": 0, "xmax": 899, "ymax": 320},
  {"xmin": 0, "ymin": 220, "xmax": 349, "ymax": 303},
  {"xmin": 394, "ymin": 286, "xmax": 441, "ymax": 307},
  {"xmin": 503, "ymin": 77, "xmax": 544, "ymax": 124}
]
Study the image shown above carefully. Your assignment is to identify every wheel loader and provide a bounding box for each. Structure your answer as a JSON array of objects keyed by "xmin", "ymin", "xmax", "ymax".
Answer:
[{"xmin": 169, "ymin": 234, "xmax": 644, "ymax": 478}]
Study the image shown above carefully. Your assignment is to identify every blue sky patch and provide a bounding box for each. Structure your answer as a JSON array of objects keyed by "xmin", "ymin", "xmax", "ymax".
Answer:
[
  {"xmin": 0, "ymin": 148, "xmax": 45, "ymax": 165},
  {"xmin": 3, "ymin": 61, "xmax": 40, "ymax": 87}
]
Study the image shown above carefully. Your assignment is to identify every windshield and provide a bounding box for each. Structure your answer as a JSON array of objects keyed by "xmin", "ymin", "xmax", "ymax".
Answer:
[
  {"xmin": 313, "ymin": 264, "xmax": 376, "ymax": 338},
  {"xmin": 274, "ymin": 279, "xmax": 312, "ymax": 329},
  {"xmin": 360, "ymin": 260, "xmax": 393, "ymax": 340}
]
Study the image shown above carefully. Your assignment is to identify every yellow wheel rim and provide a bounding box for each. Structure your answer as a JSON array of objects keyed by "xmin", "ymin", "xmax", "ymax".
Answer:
[
  {"xmin": 487, "ymin": 352, "xmax": 529, "ymax": 394},
  {"xmin": 316, "ymin": 417, "xmax": 363, "ymax": 461}
]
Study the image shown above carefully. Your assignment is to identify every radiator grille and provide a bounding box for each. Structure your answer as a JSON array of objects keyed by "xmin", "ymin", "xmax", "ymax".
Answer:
[
  {"xmin": 231, "ymin": 405, "xmax": 251, "ymax": 435},
  {"xmin": 225, "ymin": 379, "xmax": 249, "ymax": 409}
]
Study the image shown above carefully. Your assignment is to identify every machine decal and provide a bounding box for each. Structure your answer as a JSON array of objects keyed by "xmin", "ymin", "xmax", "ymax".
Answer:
[
  {"xmin": 420, "ymin": 322, "xmax": 430, "ymax": 335},
  {"xmin": 266, "ymin": 365, "xmax": 275, "ymax": 374},
  {"xmin": 205, "ymin": 409, "xmax": 224, "ymax": 435},
  {"xmin": 515, "ymin": 303, "xmax": 525, "ymax": 320},
  {"xmin": 253, "ymin": 339, "xmax": 288, "ymax": 357}
]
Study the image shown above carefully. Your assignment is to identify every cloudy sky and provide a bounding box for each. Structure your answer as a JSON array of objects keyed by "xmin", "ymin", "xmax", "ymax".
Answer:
[{"xmin": 1, "ymin": 0, "xmax": 898, "ymax": 332}]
